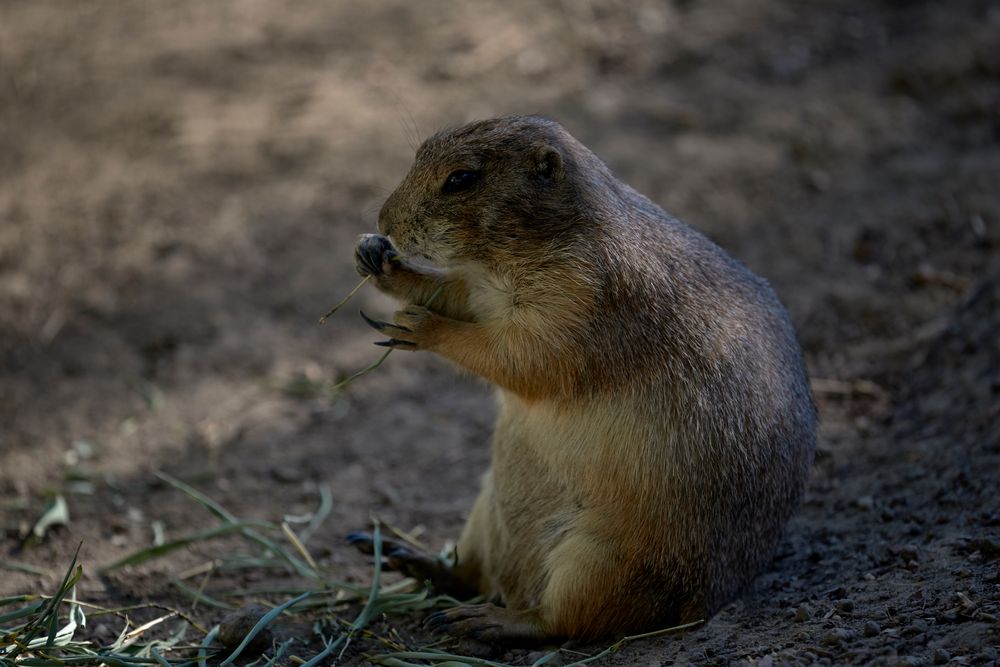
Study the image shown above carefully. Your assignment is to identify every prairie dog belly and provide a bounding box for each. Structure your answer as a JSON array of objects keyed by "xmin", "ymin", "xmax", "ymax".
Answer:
[{"xmin": 483, "ymin": 392, "xmax": 666, "ymax": 607}]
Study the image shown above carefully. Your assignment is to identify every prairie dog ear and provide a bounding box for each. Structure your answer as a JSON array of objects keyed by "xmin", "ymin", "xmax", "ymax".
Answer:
[{"xmin": 533, "ymin": 144, "xmax": 564, "ymax": 181}]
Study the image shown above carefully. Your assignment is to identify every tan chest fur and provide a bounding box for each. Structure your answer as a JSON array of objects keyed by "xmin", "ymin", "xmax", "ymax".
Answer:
[
  {"xmin": 452, "ymin": 264, "xmax": 512, "ymax": 322},
  {"xmin": 480, "ymin": 391, "xmax": 675, "ymax": 606}
]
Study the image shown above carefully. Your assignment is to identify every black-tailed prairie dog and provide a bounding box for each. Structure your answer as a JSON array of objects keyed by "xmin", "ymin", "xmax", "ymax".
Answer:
[{"xmin": 348, "ymin": 115, "xmax": 816, "ymax": 642}]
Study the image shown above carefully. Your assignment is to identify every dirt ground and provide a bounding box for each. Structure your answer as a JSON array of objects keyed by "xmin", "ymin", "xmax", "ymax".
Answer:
[{"xmin": 1, "ymin": 0, "xmax": 998, "ymax": 664}]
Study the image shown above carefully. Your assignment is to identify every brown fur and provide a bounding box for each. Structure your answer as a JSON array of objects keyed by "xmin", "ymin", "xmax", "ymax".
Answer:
[{"xmin": 352, "ymin": 115, "xmax": 816, "ymax": 642}]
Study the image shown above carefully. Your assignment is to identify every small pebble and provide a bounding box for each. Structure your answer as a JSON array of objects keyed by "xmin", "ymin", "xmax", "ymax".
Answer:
[
  {"xmin": 820, "ymin": 632, "xmax": 841, "ymax": 647},
  {"xmin": 456, "ymin": 638, "xmax": 496, "ymax": 658},
  {"xmin": 936, "ymin": 611, "xmax": 959, "ymax": 624},
  {"xmin": 821, "ymin": 628, "xmax": 853, "ymax": 646},
  {"xmin": 828, "ymin": 586, "xmax": 847, "ymax": 599},
  {"xmin": 218, "ymin": 604, "xmax": 273, "ymax": 656},
  {"xmin": 835, "ymin": 599, "xmax": 855, "ymax": 613},
  {"xmin": 863, "ymin": 620, "xmax": 881, "ymax": 637},
  {"xmin": 854, "ymin": 495, "xmax": 875, "ymax": 511},
  {"xmin": 270, "ymin": 465, "xmax": 303, "ymax": 484}
]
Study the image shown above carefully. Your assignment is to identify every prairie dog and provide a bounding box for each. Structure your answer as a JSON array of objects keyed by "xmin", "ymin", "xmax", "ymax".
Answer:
[{"xmin": 348, "ymin": 115, "xmax": 816, "ymax": 642}]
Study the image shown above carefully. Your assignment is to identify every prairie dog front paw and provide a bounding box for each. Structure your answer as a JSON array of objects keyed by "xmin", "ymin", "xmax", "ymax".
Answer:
[
  {"xmin": 361, "ymin": 304, "xmax": 441, "ymax": 352},
  {"xmin": 355, "ymin": 233, "xmax": 399, "ymax": 278}
]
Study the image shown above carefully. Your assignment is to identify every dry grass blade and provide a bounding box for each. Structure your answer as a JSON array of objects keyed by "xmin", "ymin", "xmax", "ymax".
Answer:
[
  {"xmin": 170, "ymin": 578, "xmax": 234, "ymax": 612},
  {"xmin": 319, "ymin": 276, "xmax": 371, "ymax": 324},
  {"xmin": 332, "ymin": 284, "xmax": 444, "ymax": 393},
  {"xmin": 153, "ymin": 472, "xmax": 317, "ymax": 579},
  {"xmin": 122, "ymin": 613, "xmax": 176, "ymax": 644},
  {"xmin": 2, "ymin": 561, "xmax": 53, "ymax": 578},
  {"xmin": 281, "ymin": 522, "xmax": 319, "ymax": 571},
  {"xmin": 197, "ymin": 624, "xmax": 220, "ymax": 667},
  {"xmin": 99, "ymin": 520, "xmax": 272, "ymax": 573},
  {"xmin": 0, "ymin": 598, "xmax": 45, "ymax": 626},
  {"xmin": 383, "ymin": 521, "xmax": 428, "ymax": 552},
  {"xmin": 260, "ymin": 637, "xmax": 295, "ymax": 665},
  {"xmin": 153, "ymin": 472, "xmax": 237, "ymax": 523},
  {"xmin": 297, "ymin": 484, "xmax": 333, "ymax": 545},
  {"xmin": 331, "ymin": 349, "xmax": 393, "ymax": 392}
]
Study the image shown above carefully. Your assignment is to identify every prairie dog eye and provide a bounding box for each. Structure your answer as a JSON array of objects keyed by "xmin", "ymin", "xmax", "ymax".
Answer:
[{"xmin": 442, "ymin": 169, "xmax": 480, "ymax": 194}]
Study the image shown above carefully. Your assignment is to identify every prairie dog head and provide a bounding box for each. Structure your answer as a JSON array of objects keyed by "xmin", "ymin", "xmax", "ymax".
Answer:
[{"xmin": 378, "ymin": 115, "xmax": 592, "ymax": 268}]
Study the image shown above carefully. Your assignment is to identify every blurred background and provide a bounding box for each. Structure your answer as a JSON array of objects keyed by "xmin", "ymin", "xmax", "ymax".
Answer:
[{"xmin": 1, "ymin": 1, "xmax": 998, "ymax": 663}]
